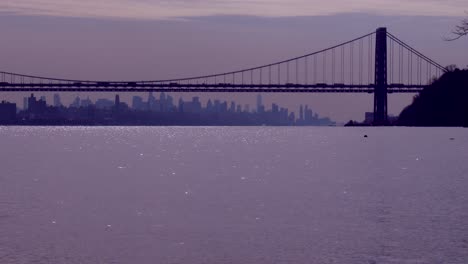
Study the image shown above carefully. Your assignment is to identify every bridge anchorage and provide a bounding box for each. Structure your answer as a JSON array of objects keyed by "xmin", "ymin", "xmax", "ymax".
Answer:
[{"xmin": 0, "ymin": 27, "xmax": 446, "ymax": 125}]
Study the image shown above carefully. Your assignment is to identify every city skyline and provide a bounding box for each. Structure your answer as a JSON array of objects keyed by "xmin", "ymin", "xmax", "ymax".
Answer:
[{"xmin": 0, "ymin": 92, "xmax": 335, "ymax": 126}]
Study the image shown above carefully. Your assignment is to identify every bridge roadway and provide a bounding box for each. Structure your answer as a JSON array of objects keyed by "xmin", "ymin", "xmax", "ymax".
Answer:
[{"xmin": 0, "ymin": 83, "xmax": 425, "ymax": 93}]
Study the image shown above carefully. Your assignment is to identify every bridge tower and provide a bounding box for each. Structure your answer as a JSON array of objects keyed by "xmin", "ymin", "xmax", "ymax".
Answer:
[{"xmin": 373, "ymin": 27, "xmax": 388, "ymax": 125}]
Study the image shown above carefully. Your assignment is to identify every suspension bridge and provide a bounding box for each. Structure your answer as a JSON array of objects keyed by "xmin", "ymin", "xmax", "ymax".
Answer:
[{"xmin": 0, "ymin": 28, "xmax": 446, "ymax": 124}]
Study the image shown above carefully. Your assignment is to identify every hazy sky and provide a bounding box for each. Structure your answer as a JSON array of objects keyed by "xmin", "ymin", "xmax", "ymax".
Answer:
[
  {"xmin": 0, "ymin": 1, "xmax": 467, "ymax": 122},
  {"xmin": 1, "ymin": 0, "xmax": 466, "ymax": 18}
]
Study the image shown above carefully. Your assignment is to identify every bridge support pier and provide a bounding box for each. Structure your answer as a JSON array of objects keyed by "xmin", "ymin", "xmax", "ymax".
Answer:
[{"xmin": 373, "ymin": 27, "xmax": 388, "ymax": 125}]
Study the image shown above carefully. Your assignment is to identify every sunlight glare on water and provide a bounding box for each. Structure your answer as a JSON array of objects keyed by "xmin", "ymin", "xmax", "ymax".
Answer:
[{"xmin": 0, "ymin": 126, "xmax": 467, "ymax": 264}]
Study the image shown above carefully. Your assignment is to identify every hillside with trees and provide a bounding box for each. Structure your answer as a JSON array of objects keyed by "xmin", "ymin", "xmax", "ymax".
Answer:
[{"xmin": 398, "ymin": 69, "xmax": 468, "ymax": 127}]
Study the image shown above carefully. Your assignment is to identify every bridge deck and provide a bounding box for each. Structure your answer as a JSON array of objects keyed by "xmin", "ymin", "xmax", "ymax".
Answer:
[{"xmin": 0, "ymin": 83, "xmax": 425, "ymax": 93}]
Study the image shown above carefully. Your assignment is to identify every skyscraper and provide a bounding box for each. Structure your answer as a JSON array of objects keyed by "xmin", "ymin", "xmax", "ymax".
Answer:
[
  {"xmin": 206, "ymin": 100, "xmax": 213, "ymax": 112},
  {"xmin": 53, "ymin": 94, "xmax": 62, "ymax": 107},
  {"xmin": 256, "ymin": 94, "xmax": 263, "ymax": 113},
  {"xmin": 299, "ymin": 105, "xmax": 304, "ymax": 121},
  {"xmin": 160, "ymin": 92, "xmax": 167, "ymax": 112},
  {"xmin": 178, "ymin": 98, "xmax": 184, "ymax": 112},
  {"xmin": 148, "ymin": 92, "xmax": 156, "ymax": 111},
  {"xmin": 229, "ymin": 102, "xmax": 236, "ymax": 112},
  {"xmin": 23, "ymin": 97, "xmax": 28, "ymax": 110},
  {"xmin": 115, "ymin": 95, "xmax": 120, "ymax": 111}
]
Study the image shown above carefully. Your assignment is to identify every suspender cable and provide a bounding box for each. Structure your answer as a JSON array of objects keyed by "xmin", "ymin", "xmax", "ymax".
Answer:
[
  {"xmin": 341, "ymin": 45, "xmax": 345, "ymax": 84},
  {"xmin": 350, "ymin": 42, "xmax": 354, "ymax": 84},
  {"xmin": 278, "ymin": 64, "xmax": 281, "ymax": 85},
  {"xmin": 409, "ymin": 50, "xmax": 412, "ymax": 85},
  {"xmin": 399, "ymin": 43, "xmax": 403, "ymax": 84},
  {"xmin": 296, "ymin": 59, "xmax": 299, "ymax": 84},
  {"xmin": 323, "ymin": 51, "xmax": 326, "ymax": 83},
  {"xmin": 360, "ymin": 38, "xmax": 364, "ymax": 85},
  {"xmin": 269, "ymin": 66, "xmax": 271, "ymax": 85},
  {"xmin": 260, "ymin": 68, "xmax": 262, "ymax": 84},
  {"xmin": 314, "ymin": 55, "xmax": 317, "ymax": 84},
  {"xmin": 368, "ymin": 35, "xmax": 371, "ymax": 84},
  {"xmin": 332, "ymin": 49, "xmax": 336, "ymax": 84}
]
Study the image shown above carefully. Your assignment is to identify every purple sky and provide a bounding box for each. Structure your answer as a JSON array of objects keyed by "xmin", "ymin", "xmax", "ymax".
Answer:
[{"xmin": 0, "ymin": 1, "xmax": 467, "ymax": 122}]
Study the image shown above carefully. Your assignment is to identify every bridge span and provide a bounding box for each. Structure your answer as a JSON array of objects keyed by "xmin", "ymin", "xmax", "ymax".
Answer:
[{"xmin": 0, "ymin": 27, "xmax": 447, "ymax": 124}]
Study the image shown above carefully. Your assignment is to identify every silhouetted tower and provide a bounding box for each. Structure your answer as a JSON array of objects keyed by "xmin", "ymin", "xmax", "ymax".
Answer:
[
  {"xmin": 115, "ymin": 94, "xmax": 120, "ymax": 111},
  {"xmin": 374, "ymin": 27, "xmax": 388, "ymax": 125}
]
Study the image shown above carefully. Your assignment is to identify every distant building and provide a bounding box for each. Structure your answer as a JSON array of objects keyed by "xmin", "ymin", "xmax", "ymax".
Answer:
[
  {"xmin": 148, "ymin": 92, "xmax": 157, "ymax": 111},
  {"xmin": 364, "ymin": 112, "xmax": 395, "ymax": 125},
  {"xmin": 206, "ymin": 100, "xmax": 213, "ymax": 112},
  {"xmin": 132, "ymin": 96, "xmax": 145, "ymax": 111},
  {"xmin": 299, "ymin": 105, "xmax": 304, "ymax": 121},
  {"xmin": 220, "ymin": 101, "xmax": 228, "ymax": 113},
  {"xmin": 81, "ymin": 97, "xmax": 93, "ymax": 107},
  {"xmin": 272, "ymin": 103, "xmax": 279, "ymax": 113},
  {"xmin": 160, "ymin": 92, "xmax": 167, "ymax": 112},
  {"xmin": 27, "ymin": 94, "xmax": 47, "ymax": 116},
  {"xmin": 289, "ymin": 112, "xmax": 295, "ymax": 123},
  {"xmin": 95, "ymin": 99, "xmax": 114, "ymax": 109},
  {"xmin": 166, "ymin": 94, "xmax": 174, "ymax": 111},
  {"xmin": 364, "ymin": 112, "xmax": 374, "ymax": 124},
  {"xmin": 70, "ymin": 97, "xmax": 81, "ymax": 108},
  {"xmin": 53, "ymin": 94, "xmax": 62, "ymax": 107},
  {"xmin": 181, "ymin": 97, "xmax": 202, "ymax": 113},
  {"xmin": 229, "ymin": 102, "xmax": 236, "ymax": 113},
  {"xmin": 214, "ymin": 100, "xmax": 221, "ymax": 112},
  {"xmin": 0, "ymin": 101, "xmax": 16, "ymax": 122},
  {"xmin": 23, "ymin": 97, "xmax": 28, "ymax": 111},
  {"xmin": 256, "ymin": 94, "xmax": 263, "ymax": 113},
  {"xmin": 178, "ymin": 98, "xmax": 184, "ymax": 112},
  {"xmin": 115, "ymin": 95, "xmax": 120, "ymax": 110}
]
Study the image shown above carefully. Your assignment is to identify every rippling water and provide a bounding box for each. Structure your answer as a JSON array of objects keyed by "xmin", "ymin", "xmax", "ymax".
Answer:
[{"xmin": 0, "ymin": 127, "xmax": 467, "ymax": 264}]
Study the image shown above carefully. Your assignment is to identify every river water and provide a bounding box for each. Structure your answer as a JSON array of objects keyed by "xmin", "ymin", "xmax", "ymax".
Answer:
[{"xmin": 0, "ymin": 127, "xmax": 467, "ymax": 264}]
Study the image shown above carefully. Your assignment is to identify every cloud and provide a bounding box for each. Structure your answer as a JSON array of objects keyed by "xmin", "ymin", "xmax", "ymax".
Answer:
[{"xmin": 0, "ymin": 0, "xmax": 466, "ymax": 20}]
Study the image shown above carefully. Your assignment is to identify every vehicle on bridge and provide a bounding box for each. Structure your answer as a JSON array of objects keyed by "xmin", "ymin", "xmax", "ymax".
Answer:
[
  {"xmin": 97, "ymin": 82, "xmax": 110, "ymax": 86},
  {"xmin": 388, "ymin": 83, "xmax": 405, "ymax": 88},
  {"xmin": 316, "ymin": 83, "xmax": 328, "ymax": 87}
]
